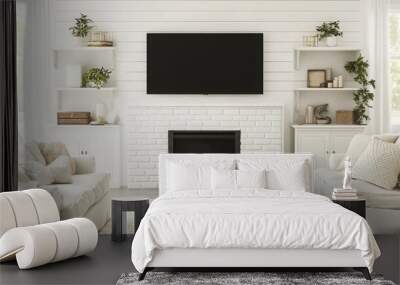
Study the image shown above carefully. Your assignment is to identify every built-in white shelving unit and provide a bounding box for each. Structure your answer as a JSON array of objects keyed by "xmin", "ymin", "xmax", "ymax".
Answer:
[
  {"xmin": 294, "ymin": 47, "xmax": 361, "ymax": 70},
  {"xmin": 293, "ymin": 46, "xmax": 363, "ymax": 125},
  {"xmin": 51, "ymin": 46, "xmax": 117, "ymax": 126}
]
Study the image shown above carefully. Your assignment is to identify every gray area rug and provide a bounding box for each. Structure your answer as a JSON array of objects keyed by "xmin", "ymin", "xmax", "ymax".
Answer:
[{"xmin": 116, "ymin": 272, "xmax": 396, "ymax": 285}]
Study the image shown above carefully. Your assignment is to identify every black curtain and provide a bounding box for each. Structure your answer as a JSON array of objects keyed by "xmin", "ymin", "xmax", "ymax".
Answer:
[{"xmin": 0, "ymin": 0, "xmax": 18, "ymax": 192}]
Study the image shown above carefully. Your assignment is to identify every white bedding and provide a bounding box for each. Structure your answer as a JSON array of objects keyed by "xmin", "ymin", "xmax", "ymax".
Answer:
[{"xmin": 131, "ymin": 190, "xmax": 380, "ymax": 273}]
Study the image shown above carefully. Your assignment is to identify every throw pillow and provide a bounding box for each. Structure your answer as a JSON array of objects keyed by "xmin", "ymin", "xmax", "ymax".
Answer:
[
  {"xmin": 48, "ymin": 155, "xmax": 73, "ymax": 184},
  {"xmin": 25, "ymin": 141, "xmax": 46, "ymax": 165},
  {"xmin": 337, "ymin": 134, "xmax": 399, "ymax": 170},
  {"xmin": 39, "ymin": 142, "xmax": 76, "ymax": 174},
  {"xmin": 23, "ymin": 155, "xmax": 72, "ymax": 185},
  {"xmin": 337, "ymin": 134, "xmax": 372, "ymax": 170},
  {"xmin": 353, "ymin": 138, "xmax": 400, "ymax": 190},
  {"xmin": 24, "ymin": 161, "xmax": 54, "ymax": 186}
]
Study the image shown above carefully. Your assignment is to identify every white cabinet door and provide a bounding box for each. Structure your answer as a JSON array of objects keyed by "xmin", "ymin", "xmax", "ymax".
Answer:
[
  {"xmin": 330, "ymin": 131, "xmax": 357, "ymax": 155},
  {"xmin": 295, "ymin": 131, "xmax": 330, "ymax": 167}
]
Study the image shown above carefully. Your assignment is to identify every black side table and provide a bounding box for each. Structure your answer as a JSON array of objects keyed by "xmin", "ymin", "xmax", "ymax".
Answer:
[
  {"xmin": 112, "ymin": 197, "xmax": 150, "ymax": 242},
  {"xmin": 333, "ymin": 199, "xmax": 366, "ymax": 218}
]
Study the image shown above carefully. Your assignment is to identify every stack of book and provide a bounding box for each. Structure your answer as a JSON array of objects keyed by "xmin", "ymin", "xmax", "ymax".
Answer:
[{"xmin": 332, "ymin": 188, "xmax": 359, "ymax": 200}]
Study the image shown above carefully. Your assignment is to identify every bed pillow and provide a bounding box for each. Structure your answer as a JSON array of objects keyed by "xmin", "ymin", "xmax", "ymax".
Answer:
[
  {"xmin": 238, "ymin": 159, "xmax": 309, "ymax": 192},
  {"xmin": 236, "ymin": 170, "xmax": 267, "ymax": 189},
  {"xmin": 353, "ymin": 138, "xmax": 400, "ymax": 190},
  {"xmin": 210, "ymin": 169, "xmax": 267, "ymax": 191},
  {"xmin": 166, "ymin": 159, "xmax": 235, "ymax": 192}
]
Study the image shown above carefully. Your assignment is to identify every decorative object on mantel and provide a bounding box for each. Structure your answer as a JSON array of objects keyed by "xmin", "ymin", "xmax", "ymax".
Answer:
[
  {"xmin": 314, "ymin": 104, "xmax": 331, "ymax": 124},
  {"xmin": 307, "ymin": 69, "xmax": 326, "ymax": 88},
  {"xmin": 82, "ymin": 67, "xmax": 112, "ymax": 89},
  {"xmin": 94, "ymin": 103, "xmax": 107, "ymax": 124},
  {"xmin": 305, "ymin": 105, "xmax": 315, "ymax": 124},
  {"xmin": 87, "ymin": 31, "xmax": 113, "ymax": 47},
  {"xmin": 336, "ymin": 110, "xmax": 354, "ymax": 124},
  {"xmin": 332, "ymin": 75, "xmax": 344, "ymax": 88},
  {"xmin": 344, "ymin": 55, "xmax": 375, "ymax": 124},
  {"xmin": 332, "ymin": 157, "xmax": 359, "ymax": 200},
  {"xmin": 57, "ymin": 112, "xmax": 91, "ymax": 125},
  {"xmin": 316, "ymin": 20, "xmax": 343, "ymax": 47},
  {"xmin": 69, "ymin": 13, "xmax": 93, "ymax": 44},
  {"xmin": 65, "ymin": 64, "xmax": 82, "ymax": 87},
  {"xmin": 303, "ymin": 35, "xmax": 319, "ymax": 47}
]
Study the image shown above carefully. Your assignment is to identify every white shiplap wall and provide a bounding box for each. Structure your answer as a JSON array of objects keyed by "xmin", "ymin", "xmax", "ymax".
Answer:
[{"xmin": 50, "ymin": 0, "xmax": 363, "ymax": 187}]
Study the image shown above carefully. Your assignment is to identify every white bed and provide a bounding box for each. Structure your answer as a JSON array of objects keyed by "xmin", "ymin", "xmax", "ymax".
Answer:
[{"xmin": 131, "ymin": 154, "xmax": 380, "ymax": 280}]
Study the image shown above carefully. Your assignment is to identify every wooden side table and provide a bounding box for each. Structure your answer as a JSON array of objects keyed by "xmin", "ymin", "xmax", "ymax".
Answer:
[
  {"xmin": 112, "ymin": 197, "xmax": 150, "ymax": 242},
  {"xmin": 332, "ymin": 199, "xmax": 366, "ymax": 218}
]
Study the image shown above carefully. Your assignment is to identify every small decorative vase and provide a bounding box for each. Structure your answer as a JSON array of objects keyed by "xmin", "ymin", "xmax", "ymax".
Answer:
[
  {"xmin": 326, "ymin": 36, "xmax": 337, "ymax": 47},
  {"xmin": 71, "ymin": 36, "xmax": 87, "ymax": 47}
]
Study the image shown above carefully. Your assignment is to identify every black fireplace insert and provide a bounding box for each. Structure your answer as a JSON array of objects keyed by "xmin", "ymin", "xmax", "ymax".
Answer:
[{"xmin": 168, "ymin": 130, "xmax": 240, "ymax": 153}]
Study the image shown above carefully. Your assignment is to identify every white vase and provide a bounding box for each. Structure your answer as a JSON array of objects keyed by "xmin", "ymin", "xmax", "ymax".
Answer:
[{"xmin": 326, "ymin": 36, "xmax": 337, "ymax": 47}]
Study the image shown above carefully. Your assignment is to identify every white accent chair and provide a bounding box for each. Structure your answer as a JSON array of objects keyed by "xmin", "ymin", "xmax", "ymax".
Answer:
[{"xmin": 0, "ymin": 189, "xmax": 98, "ymax": 269}]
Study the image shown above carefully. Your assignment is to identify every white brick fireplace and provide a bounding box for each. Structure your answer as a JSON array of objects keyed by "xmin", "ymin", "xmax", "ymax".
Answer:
[{"xmin": 127, "ymin": 105, "xmax": 284, "ymax": 188}]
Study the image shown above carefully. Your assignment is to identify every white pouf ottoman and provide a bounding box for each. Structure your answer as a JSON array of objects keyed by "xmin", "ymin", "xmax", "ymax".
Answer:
[{"xmin": 0, "ymin": 189, "xmax": 98, "ymax": 269}]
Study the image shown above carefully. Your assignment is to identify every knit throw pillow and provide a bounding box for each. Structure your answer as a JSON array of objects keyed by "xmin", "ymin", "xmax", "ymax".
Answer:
[{"xmin": 353, "ymin": 138, "xmax": 400, "ymax": 190}]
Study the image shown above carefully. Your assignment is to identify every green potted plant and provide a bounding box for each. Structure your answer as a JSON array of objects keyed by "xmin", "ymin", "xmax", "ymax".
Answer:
[
  {"xmin": 82, "ymin": 67, "xmax": 112, "ymax": 89},
  {"xmin": 344, "ymin": 55, "xmax": 375, "ymax": 124},
  {"xmin": 316, "ymin": 21, "xmax": 343, "ymax": 47},
  {"xmin": 69, "ymin": 13, "xmax": 94, "ymax": 43}
]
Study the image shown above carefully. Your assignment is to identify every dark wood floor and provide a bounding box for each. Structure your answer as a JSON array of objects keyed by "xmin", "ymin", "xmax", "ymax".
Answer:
[
  {"xmin": 1, "ymin": 234, "xmax": 398, "ymax": 285},
  {"xmin": 0, "ymin": 235, "xmax": 133, "ymax": 285}
]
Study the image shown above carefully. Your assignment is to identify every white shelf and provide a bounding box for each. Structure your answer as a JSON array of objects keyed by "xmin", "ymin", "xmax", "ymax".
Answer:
[
  {"xmin": 295, "ymin": 87, "xmax": 357, "ymax": 92},
  {"xmin": 295, "ymin": 47, "xmax": 361, "ymax": 52},
  {"xmin": 56, "ymin": 87, "xmax": 116, "ymax": 92},
  {"xmin": 292, "ymin": 124, "xmax": 366, "ymax": 129},
  {"xmin": 294, "ymin": 46, "xmax": 361, "ymax": 69},
  {"xmin": 54, "ymin": 124, "xmax": 120, "ymax": 128},
  {"xmin": 53, "ymin": 47, "xmax": 115, "ymax": 52}
]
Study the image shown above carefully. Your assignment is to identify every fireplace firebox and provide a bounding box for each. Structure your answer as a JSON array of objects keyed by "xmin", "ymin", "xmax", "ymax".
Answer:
[{"xmin": 168, "ymin": 130, "xmax": 240, "ymax": 153}]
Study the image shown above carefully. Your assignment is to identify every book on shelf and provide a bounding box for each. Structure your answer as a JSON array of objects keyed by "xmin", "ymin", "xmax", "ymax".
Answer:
[
  {"xmin": 332, "ymin": 188, "xmax": 359, "ymax": 200},
  {"xmin": 333, "ymin": 188, "xmax": 358, "ymax": 193}
]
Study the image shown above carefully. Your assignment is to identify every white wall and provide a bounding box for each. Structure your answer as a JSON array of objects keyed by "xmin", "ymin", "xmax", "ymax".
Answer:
[{"xmin": 24, "ymin": 0, "xmax": 365, "ymax": 187}]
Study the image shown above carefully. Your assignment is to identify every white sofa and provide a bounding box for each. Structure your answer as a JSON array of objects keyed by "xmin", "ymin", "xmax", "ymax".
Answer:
[
  {"xmin": 0, "ymin": 189, "xmax": 98, "ymax": 269},
  {"xmin": 314, "ymin": 134, "xmax": 400, "ymax": 235},
  {"xmin": 19, "ymin": 142, "xmax": 111, "ymax": 231}
]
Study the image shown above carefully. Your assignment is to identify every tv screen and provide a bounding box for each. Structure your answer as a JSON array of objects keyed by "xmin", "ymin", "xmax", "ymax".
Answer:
[{"xmin": 147, "ymin": 33, "xmax": 263, "ymax": 94}]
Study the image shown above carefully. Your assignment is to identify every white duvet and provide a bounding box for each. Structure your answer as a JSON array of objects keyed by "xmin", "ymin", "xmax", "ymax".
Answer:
[{"xmin": 131, "ymin": 190, "xmax": 380, "ymax": 273}]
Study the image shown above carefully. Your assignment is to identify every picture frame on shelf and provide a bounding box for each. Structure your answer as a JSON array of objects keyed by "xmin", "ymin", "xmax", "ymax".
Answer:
[{"xmin": 307, "ymin": 69, "xmax": 326, "ymax": 88}]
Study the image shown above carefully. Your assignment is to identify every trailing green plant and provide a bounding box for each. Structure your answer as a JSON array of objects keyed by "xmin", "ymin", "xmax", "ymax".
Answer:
[
  {"xmin": 82, "ymin": 67, "xmax": 112, "ymax": 89},
  {"xmin": 316, "ymin": 21, "xmax": 343, "ymax": 40},
  {"xmin": 344, "ymin": 55, "xmax": 375, "ymax": 124},
  {"xmin": 69, "ymin": 13, "xmax": 93, "ymax": 38}
]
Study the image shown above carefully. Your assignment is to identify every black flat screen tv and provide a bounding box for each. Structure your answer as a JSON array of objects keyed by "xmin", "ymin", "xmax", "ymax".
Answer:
[{"xmin": 147, "ymin": 33, "xmax": 263, "ymax": 94}]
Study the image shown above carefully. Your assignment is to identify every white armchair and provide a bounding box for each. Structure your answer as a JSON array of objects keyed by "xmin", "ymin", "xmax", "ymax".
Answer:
[{"xmin": 0, "ymin": 189, "xmax": 98, "ymax": 269}]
